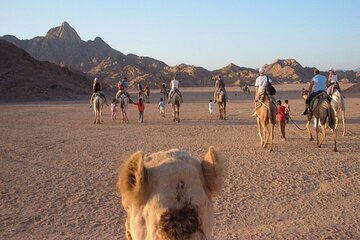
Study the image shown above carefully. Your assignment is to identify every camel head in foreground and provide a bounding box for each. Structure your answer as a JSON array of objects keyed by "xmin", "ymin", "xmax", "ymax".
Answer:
[{"xmin": 117, "ymin": 147, "xmax": 223, "ymax": 240}]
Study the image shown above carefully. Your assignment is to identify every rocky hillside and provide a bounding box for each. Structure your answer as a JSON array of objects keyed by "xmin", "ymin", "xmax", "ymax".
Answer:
[
  {"xmin": 1, "ymin": 22, "xmax": 359, "ymax": 89},
  {"xmin": 0, "ymin": 40, "xmax": 91, "ymax": 102}
]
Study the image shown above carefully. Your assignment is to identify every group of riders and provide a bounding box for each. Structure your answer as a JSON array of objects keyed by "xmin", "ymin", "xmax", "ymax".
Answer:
[
  {"xmin": 253, "ymin": 66, "xmax": 343, "ymax": 117},
  {"xmin": 89, "ymin": 67, "xmax": 343, "ymax": 118}
]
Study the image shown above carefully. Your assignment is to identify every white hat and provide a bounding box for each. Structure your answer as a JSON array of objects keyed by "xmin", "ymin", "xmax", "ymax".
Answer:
[
  {"xmin": 329, "ymin": 67, "xmax": 334, "ymax": 72},
  {"xmin": 94, "ymin": 77, "xmax": 98, "ymax": 82},
  {"xmin": 258, "ymin": 67, "xmax": 265, "ymax": 74}
]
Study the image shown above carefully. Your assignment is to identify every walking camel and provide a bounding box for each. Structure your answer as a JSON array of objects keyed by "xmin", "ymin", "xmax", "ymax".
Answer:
[
  {"xmin": 255, "ymin": 94, "xmax": 277, "ymax": 152},
  {"xmin": 92, "ymin": 93, "xmax": 104, "ymax": 124}
]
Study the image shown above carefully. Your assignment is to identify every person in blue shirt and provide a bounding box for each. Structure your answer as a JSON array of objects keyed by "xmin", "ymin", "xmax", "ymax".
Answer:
[{"xmin": 301, "ymin": 68, "xmax": 327, "ymax": 115}]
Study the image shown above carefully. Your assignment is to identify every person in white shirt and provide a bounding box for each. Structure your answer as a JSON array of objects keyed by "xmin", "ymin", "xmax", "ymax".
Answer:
[
  {"xmin": 327, "ymin": 67, "xmax": 343, "ymax": 96},
  {"xmin": 209, "ymin": 99, "xmax": 215, "ymax": 116},
  {"xmin": 252, "ymin": 67, "xmax": 273, "ymax": 116},
  {"xmin": 168, "ymin": 75, "xmax": 183, "ymax": 103}
]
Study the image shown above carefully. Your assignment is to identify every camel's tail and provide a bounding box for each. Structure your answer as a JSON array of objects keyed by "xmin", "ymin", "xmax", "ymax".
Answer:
[{"xmin": 328, "ymin": 106, "xmax": 336, "ymax": 130}]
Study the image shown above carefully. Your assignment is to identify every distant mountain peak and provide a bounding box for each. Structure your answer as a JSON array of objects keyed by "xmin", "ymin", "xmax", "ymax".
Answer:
[
  {"xmin": 272, "ymin": 58, "xmax": 302, "ymax": 67},
  {"xmin": 45, "ymin": 21, "xmax": 81, "ymax": 43}
]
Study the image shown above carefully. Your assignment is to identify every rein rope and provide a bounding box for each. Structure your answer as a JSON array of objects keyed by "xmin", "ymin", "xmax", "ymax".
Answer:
[{"xmin": 288, "ymin": 114, "xmax": 307, "ymax": 131}]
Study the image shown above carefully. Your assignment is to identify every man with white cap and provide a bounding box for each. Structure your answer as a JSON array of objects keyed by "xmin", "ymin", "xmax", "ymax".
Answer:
[
  {"xmin": 252, "ymin": 67, "xmax": 274, "ymax": 116},
  {"xmin": 255, "ymin": 67, "xmax": 272, "ymax": 99}
]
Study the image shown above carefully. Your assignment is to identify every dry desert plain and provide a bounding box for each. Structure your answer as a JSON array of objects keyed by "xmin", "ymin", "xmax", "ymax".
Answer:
[{"xmin": 1, "ymin": 84, "xmax": 360, "ymax": 239}]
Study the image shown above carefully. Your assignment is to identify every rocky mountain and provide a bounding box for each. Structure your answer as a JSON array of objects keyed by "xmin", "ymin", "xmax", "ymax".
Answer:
[
  {"xmin": 0, "ymin": 39, "xmax": 91, "ymax": 102},
  {"xmin": 1, "ymin": 22, "xmax": 359, "ymax": 89}
]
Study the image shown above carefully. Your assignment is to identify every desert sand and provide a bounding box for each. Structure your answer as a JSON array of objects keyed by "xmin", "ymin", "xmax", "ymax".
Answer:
[{"xmin": 1, "ymin": 84, "xmax": 359, "ymax": 239}]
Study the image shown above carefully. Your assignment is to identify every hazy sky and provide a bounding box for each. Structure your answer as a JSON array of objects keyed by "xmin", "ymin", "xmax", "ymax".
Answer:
[{"xmin": 1, "ymin": 0, "xmax": 359, "ymax": 71}]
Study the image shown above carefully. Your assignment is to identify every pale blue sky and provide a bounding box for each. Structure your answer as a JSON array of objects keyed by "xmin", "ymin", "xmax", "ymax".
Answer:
[{"xmin": 1, "ymin": 0, "xmax": 359, "ymax": 71}]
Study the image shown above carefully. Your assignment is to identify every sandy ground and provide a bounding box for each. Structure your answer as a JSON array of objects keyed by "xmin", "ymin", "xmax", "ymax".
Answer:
[{"xmin": 1, "ymin": 84, "xmax": 359, "ymax": 239}]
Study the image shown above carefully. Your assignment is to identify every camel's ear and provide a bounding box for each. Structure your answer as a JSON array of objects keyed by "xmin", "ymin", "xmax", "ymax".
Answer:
[
  {"xmin": 201, "ymin": 146, "xmax": 223, "ymax": 197},
  {"xmin": 118, "ymin": 151, "xmax": 146, "ymax": 205}
]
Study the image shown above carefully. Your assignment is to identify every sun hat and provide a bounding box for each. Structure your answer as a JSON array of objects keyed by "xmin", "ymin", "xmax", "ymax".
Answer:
[
  {"xmin": 329, "ymin": 67, "xmax": 334, "ymax": 72},
  {"xmin": 258, "ymin": 67, "xmax": 265, "ymax": 74}
]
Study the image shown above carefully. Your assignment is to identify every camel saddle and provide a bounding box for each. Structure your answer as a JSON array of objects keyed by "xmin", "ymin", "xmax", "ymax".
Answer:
[{"xmin": 310, "ymin": 92, "xmax": 330, "ymax": 111}]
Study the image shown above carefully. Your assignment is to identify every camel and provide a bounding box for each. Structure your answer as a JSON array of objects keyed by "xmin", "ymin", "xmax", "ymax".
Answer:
[
  {"xmin": 215, "ymin": 91, "xmax": 226, "ymax": 120},
  {"xmin": 144, "ymin": 86, "xmax": 150, "ymax": 103},
  {"xmin": 255, "ymin": 93, "xmax": 277, "ymax": 152},
  {"xmin": 92, "ymin": 93, "xmax": 103, "ymax": 124},
  {"xmin": 116, "ymin": 90, "xmax": 129, "ymax": 123},
  {"xmin": 331, "ymin": 90, "xmax": 346, "ymax": 136},
  {"xmin": 240, "ymin": 84, "xmax": 250, "ymax": 94},
  {"xmin": 170, "ymin": 92, "xmax": 181, "ymax": 122},
  {"xmin": 117, "ymin": 147, "xmax": 223, "ymax": 240},
  {"xmin": 301, "ymin": 91, "xmax": 337, "ymax": 151}
]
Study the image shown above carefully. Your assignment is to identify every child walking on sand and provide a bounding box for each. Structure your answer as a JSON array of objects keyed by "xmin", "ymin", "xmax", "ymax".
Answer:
[
  {"xmin": 209, "ymin": 99, "xmax": 215, "ymax": 116},
  {"xmin": 277, "ymin": 100, "xmax": 286, "ymax": 141},
  {"xmin": 284, "ymin": 99, "xmax": 291, "ymax": 123},
  {"xmin": 158, "ymin": 98, "xmax": 166, "ymax": 117},
  {"xmin": 110, "ymin": 98, "xmax": 117, "ymax": 120},
  {"xmin": 131, "ymin": 98, "xmax": 145, "ymax": 123}
]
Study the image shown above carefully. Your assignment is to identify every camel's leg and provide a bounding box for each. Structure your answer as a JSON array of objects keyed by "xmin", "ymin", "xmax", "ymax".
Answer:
[
  {"xmin": 94, "ymin": 110, "xmax": 97, "ymax": 124},
  {"xmin": 334, "ymin": 112, "xmax": 339, "ymax": 132},
  {"xmin": 342, "ymin": 111, "xmax": 345, "ymax": 136},
  {"xmin": 100, "ymin": 104, "xmax": 103, "ymax": 123},
  {"xmin": 257, "ymin": 118, "xmax": 263, "ymax": 146},
  {"xmin": 333, "ymin": 127, "xmax": 337, "ymax": 152},
  {"xmin": 268, "ymin": 123, "xmax": 274, "ymax": 152},
  {"xmin": 262, "ymin": 121, "xmax": 269, "ymax": 148},
  {"xmin": 306, "ymin": 120, "xmax": 313, "ymax": 141},
  {"xmin": 315, "ymin": 118, "xmax": 320, "ymax": 145},
  {"xmin": 172, "ymin": 106, "xmax": 176, "ymax": 122},
  {"xmin": 318, "ymin": 123, "xmax": 326, "ymax": 147},
  {"xmin": 224, "ymin": 104, "xmax": 226, "ymax": 120}
]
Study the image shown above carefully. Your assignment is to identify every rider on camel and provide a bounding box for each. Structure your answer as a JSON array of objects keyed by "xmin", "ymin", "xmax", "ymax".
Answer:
[
  {"xmin": 213, "ymin": 75, "xmax": 227, "ymax": 103},
  {"xmin": 251, "ymin": 67, "xmax": 273, "ymax": 116},
  {"xmin": 89, "ymin": 78, "xmax": 108, "ymax": 108},
  {"xmin": 168, "ymin": 75, "xmax": 183, "ymax": 103},
  {"xmin": 327, "ymin": 67, "xmax": 344, "ymax": 97},
  {"xmin": 117, "ymin": 77, "xmax": 130, "ymax": 98},
  {"xmin": 301, "ymin": 68, "xmax": 327, "ymax": 115}
]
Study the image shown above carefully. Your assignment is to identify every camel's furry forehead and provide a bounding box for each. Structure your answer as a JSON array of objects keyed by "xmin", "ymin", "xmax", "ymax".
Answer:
[{"xmin": 143, "ymin": 149, "xmax": 200, "ymax": 168}]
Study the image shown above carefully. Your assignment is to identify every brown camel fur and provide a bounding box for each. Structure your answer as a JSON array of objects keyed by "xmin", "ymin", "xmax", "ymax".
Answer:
[
  {"xmin": 255, "ymin": 93, "xmax": 276, "ymax": 152},
  {"xmin": 117, "ymin": 147, "xmax": 223, "ymax": 240},
  {"xmin": 116, "ymin": 90, "xmax": 129, "ymax": 123},
  {"xmin": 331, "ymin": 90, "xmax": 346, "ymax": 136},
  {"xmin": 144, "ymin": 86, "xmax": 150, "ymax": 103},
  {"xmin": 216, "ymin": 91, "xmax": 226, "ymax": 120},
  {"xmin": 170, "ymin": 92, "xmax": 181, "ymax": 122},
  {"xmin": 93, "ymin": 93, "xmax": 103, "ymax": 124},
  {"xmin": 301, "ymin": 91, "xmax": 337, "ymax": 152}
]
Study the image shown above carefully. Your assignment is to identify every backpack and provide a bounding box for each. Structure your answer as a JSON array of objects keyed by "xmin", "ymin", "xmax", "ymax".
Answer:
[{"xmin": 267, "ymin": 76, "xmax": 276, "ymax": 96}]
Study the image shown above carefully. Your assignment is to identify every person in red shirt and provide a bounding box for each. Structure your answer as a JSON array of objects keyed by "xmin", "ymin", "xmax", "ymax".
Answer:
[
  {"xmin": 131, "ymin": 98, "xmax": 145, "ymax": 123},
  {"xmin": 277, "ymin": 100, "xmax": 286, "ymax": 141}
]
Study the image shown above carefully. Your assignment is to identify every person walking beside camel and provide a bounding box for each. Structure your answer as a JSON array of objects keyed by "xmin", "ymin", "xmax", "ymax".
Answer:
[
  {"xmin": 131, "ymin": 98, "xmax": 145, "ymax": 123},
  {"xmin": 277, "ymin": 100, "xmax": 286, "ymax": 141}
]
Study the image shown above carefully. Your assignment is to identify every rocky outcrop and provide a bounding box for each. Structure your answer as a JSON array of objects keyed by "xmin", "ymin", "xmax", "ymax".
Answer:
[{"xmin": 0, "ymin": 40, "xmax": 91, "ymax": 102}]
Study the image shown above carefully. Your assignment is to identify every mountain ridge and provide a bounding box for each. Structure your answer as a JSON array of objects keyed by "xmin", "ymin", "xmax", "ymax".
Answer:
[{"xmin": 1, "ymin": 22, "xmax": 359, "ymax": 88}]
